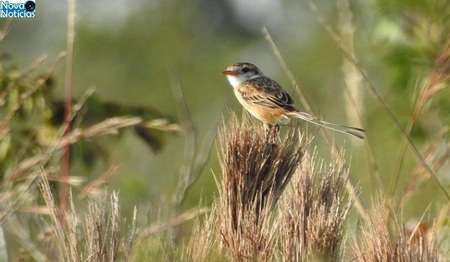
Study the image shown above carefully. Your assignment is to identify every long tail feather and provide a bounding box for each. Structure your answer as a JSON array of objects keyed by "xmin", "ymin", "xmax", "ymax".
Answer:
[{"xmin": 287, "ymin": 111, "xmax": 365, "ymax": 139}]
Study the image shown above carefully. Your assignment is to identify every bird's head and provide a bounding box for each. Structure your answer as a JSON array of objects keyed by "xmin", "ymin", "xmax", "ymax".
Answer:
[{"xmin": 222, "ymin": 62, "xmax": 264, "ymax": 88}]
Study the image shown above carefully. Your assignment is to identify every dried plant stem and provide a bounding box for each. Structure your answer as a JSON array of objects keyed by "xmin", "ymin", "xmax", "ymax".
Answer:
[
  {"xmin": 304, "ymin": 0, "xmax": 450, "ymax": 202},
  {"xmin": 0, "ymin": 18, "xmax": 11, "ymax": 45},
  {"xmin": 170, "ymin": 71, "xmax": 218, "ymax": 206},
  {"xmin": 337, "ymin": 0, "xmax": 363, "ymax": 130},
  {"xmin": 12, "ymin": 116, "xmax": 143, "ymax": 179},
  {"xmin": 391, "ymin": 40, "xmax": 450, "ymax": 199},
  {"xmin": 169, "ymin": 71, "xmax": 196, "ymax": 208},
  {"xmin": 62, "ymin": 0, "xmax": 77, "ymax": 215},
  {"xmin": 169, "ymin": 71, "xmax": 219, "ymax": 243},
  {"xmin": 136, "ymin": 208, "xmax": 209, "ymax": 239},
  {"xmin": 336, "ymin": 0, "xmax": 383, "ymax": 192}
]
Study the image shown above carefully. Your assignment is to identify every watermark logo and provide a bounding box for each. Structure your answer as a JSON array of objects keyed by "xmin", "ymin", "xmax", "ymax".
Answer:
[{"xmin": 1, "ymin": 0, "xmax": 35, "ymax": 18}]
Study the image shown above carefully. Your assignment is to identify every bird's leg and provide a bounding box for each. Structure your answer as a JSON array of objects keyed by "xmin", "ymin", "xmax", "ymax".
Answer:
[
  {"xmin": 264, "ymin": 124, "xmax": 280, "ymax": 144},
  {"xmin": 264, "ymin": 123, "xmax": 274, "ymax": 137},
  {"xmin": 271, "ymin": 124, "xmax": 280, "ymax": 139},
  {"xmin": 263, "ymin": 123, "xmax": 271, "ymax": 136}
]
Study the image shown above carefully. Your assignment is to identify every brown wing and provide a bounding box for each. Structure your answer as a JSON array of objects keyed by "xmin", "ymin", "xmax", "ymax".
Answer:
[{"xmin": 237, "ymin": 77, "xmax": 296, "ymax": 111}]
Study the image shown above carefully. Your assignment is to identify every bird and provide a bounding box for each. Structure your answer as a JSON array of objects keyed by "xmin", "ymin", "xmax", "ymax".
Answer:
[{"xmin": 222, "ymin": 62, "xmax": 364, "ymax": 139}]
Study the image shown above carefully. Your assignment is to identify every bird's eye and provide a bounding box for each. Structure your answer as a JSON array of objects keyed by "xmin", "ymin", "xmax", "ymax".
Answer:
[{"xmin": 241, "ymin": 67, "xmax": 250, "ymax": 73}]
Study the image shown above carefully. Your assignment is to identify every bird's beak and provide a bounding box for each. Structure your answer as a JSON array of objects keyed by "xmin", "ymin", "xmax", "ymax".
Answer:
[{"xmin": 222, "ymin": 70, "xmax": 237, "ymax": 76}]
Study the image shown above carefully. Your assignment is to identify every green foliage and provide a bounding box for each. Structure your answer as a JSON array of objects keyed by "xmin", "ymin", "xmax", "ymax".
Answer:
[
  {"xmin": 373, "ymin": 0, "xmax": 450, "ymax": 86},
  {"xmin": 0, "ymin": 62, "xmax": 55, "ymax": 175},
  {"xmin": 0, "ymin": 58, "xmax": 177, "ymax": 178}
]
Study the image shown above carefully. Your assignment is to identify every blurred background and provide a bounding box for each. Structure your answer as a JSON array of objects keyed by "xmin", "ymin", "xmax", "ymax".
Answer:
[{"xmin": 2, "ymin": 0, "xmax": 449, "ymax": 238}]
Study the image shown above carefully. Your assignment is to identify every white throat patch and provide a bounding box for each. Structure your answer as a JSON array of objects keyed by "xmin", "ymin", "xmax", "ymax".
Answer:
[
  {"xmin": 226, "ymin": 74, "xmax": 260, "ymax": 88},
  {"xmin": 226, "ymin": 75, "xmax": 245, "ymax": 88}
]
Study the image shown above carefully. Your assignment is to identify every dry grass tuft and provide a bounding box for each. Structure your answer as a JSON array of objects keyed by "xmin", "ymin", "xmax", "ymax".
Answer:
[
  {"xmin": 279, "ymin": 150, "xmax": 352, "ymax": 261},
  {"xmin": 416, "ymin": 39, "xmax": 450, "ymax": 119},
  {"xmin": 38, "ymin": 170, "xmax": 137, "ymax": 262},
  {"xmin": 185, "ymin": 204, "xmax": 223, "ymax": 262},
  {"xmin": 217, "ymin": 114, "xmax": 308, "ymax": 261},
  {"xmin": 352, "ymin": 202, "xmax": 442, "ymax": 262}
]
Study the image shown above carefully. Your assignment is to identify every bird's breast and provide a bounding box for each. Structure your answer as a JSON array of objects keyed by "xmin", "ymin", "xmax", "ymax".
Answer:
[{"xmin": 233, "ymin": 88, "xmax": 288, "ymax": 125}]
